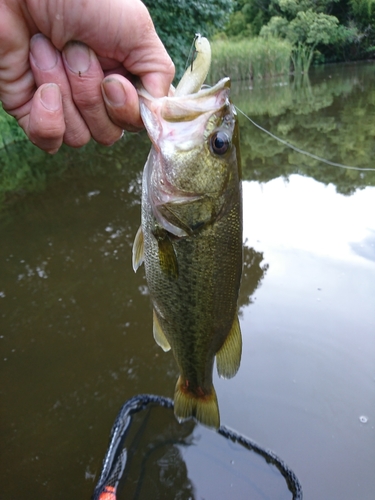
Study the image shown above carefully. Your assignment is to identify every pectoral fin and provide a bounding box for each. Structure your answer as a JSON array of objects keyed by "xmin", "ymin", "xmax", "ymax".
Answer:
[
  {"xmin": 153, "ymin": 227, "xmax": 179, "ymax": 278},
  {"xmin": 216, "ymin": 315, "xmax": 242, "ymax": 379},
  {"xmin": 132, "ymin": 226, "xmax": 144, "ymax": 272},
  {"xmin": 153, "ymin": 309, "xmax": 171, "ymax": 352}
]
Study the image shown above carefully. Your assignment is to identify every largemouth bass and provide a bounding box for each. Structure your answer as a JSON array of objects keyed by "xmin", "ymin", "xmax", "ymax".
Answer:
[{"xmin": 133, "ymin": 36, "xmax": 242, "ymax": 429}]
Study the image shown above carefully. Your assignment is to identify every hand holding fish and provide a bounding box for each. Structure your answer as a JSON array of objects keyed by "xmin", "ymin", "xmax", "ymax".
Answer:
[{"xmin": 0, "ymin": 0, "xmax": 174, "ymax": 153}]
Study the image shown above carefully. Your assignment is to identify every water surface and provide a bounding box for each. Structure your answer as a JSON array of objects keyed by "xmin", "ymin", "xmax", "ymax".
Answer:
[{"xmin": 1, "ymin": 62, "xmax": 374, "ymax": 499}]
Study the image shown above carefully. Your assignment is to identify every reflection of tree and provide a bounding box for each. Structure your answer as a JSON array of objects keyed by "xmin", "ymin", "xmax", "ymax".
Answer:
[
  {"xmin": 118, "ymin": 407, "xmax": 196, "ymax": 499},
  {"xmin": 0, "ymin": 128, "xmax": 151, "ymax": 210},
  {"xmin": 2, "ymin": 63, "xmax": 375, "ymax": 206},
  {"xmin": 234, "ymin": 63, "xmax": 375, "ymax": 194},
  {"xmin": 138, "ymin": 444, "xmax": 196, "ymax": 499},
  {"xmin": 238, "ymin": 244, "xmax": 269, "ymax": 313}
]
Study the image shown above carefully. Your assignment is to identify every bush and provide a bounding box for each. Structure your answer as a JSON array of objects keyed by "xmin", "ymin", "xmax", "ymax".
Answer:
[{"xmin": 208, "ymin": 37, "xmax": 292, "ymax": 83}]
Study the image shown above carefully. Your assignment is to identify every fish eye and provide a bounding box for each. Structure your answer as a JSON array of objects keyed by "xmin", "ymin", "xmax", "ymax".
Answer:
[{"xmin": 210, "ymin": 131, "xmax": 230, "ymax": 155}]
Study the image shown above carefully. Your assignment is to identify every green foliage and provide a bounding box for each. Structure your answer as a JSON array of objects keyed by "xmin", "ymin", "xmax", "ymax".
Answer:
[
  {"xmin": 290, "ymin": 43, "xmax": 314, "ymax": 72},
  {"xmin": 226, "ymin": 0, "xmax": 272, "ymax": 36},
  {"xmin": 288, "ymin": 10, "xmax": 339, "ymax": 46},
  {"xmin": 0, "ymin": 104, "xmax": 28, "ymax": 147},
  {"xmin": 349, "ymin": 0, "xmax": 375, "ymax": 26},
  {"xmin": 275, "ymin": 0, "xmax": 340, "ymax": 18},
  {"xmin": 225, "ymin": 10, "xmax": 253, "ymax": 37},
  {"xmin": 225, "ymin": 0, "xmax": 375, "ymax": 65},
  {"xmin": 209, "ymin": 37, "xmax": 292, "ymax": 82},
  {"xmin": 259, "ymin": 15, "xmax": 289, "ymax": 38},
  {"xmin": 260, "ymin": 8, "xmax": 341, "ymax": 71},
  {"xmin": 143, "ymin": 0, "xmax": 234, "ymax": 79},
  {"xmin": 0, "ymin": 105, "xmax": 39, "ymax": 204}
]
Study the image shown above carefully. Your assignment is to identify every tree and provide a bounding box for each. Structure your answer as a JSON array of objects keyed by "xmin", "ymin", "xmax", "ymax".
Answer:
[
  {"xmin": 224, "ymin": 0, "xmax": 375, "ymax": 64},
  {"xmin": 143, "ymin": 0, "xmax": 234, "ymax": 79},
  {"xmin": 260, "ymin": 3, "xmax": 341, "ymax": 72},
  {"xmin": 225, "ymin": 0, "xmax": 273, "ymax": 37},
  {"xmin": 349, "ymin": 0, "xmax": 375, "ymax": 27}
]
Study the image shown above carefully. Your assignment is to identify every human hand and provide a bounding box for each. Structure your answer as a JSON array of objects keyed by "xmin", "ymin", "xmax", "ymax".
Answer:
[{"xmin": 0, "ymin": 0, "xmax": 174, "ymax": 153}]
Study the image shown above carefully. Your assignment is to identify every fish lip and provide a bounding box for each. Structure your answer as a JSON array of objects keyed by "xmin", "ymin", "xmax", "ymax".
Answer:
[
  {"xmin": 137, "ymin": 77, "xmax": 231, "ymax": 124},
  {"xmin": 137, "ymin": 77, "xmax": 230, "ymax": 102}
]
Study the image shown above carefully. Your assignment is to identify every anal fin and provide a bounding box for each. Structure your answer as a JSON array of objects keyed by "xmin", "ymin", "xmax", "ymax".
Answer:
[
  {"xmin": 153, "ymin": 309, "xmax": 171, "ymax": 352},
  {"xmin": 216, "ymin": 315, "xmax": 242, "ymax": 379}
]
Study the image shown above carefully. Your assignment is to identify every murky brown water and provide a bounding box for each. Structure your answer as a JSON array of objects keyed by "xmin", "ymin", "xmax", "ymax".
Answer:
[{"xmin": 1, "ymin": 62, "xmax": 374, "ymax": 499}]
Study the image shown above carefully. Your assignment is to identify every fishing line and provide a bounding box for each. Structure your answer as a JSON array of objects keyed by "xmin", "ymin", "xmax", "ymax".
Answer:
[{"xmin": 235, "ymin": 106, "xmax": 375, "ymax": 172}]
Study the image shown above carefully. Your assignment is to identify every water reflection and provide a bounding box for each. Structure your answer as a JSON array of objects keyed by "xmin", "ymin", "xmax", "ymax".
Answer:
[
  {"xmin": 2, "ymin": 63, "xmax": 375, "ymax": 212},
  {"xmin": 0, "ymin": 145, "xmax": 268, "ymax": 499},
  {"xmin": 238, "ymin": 245, "xmax": 269, "ymax": 312},
  {"xmin": 102, "ymin": 404, "xmax": 295, "ymax": 500},
  {"xmin": 233, "ymin": 62, "xmax": 375, "ymax": 193},
  {"xmin": 350, "ymin": 229, "xmax": 375, "ymax": 263},
  {"xmin": 117, "ymin": 407, "xmax": 196, "ymax": 499},
  {"xmin": 1, "ymin": 62, "xmax": 375, "ymax": 500}
]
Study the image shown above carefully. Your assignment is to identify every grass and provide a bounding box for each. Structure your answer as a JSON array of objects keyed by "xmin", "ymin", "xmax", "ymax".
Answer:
[
  {"xmin": 208, "ymin": 37, "xmax": 292, "ymax": 84},
  {"xmin": 291, "ymin": 43, "xmax": 315, "ymax": 74}
]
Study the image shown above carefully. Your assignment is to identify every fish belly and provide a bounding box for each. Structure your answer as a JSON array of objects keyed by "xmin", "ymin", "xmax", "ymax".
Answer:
[{"xmin": 142, "ymin": 183, "xmax": 242, "ymax": 428}]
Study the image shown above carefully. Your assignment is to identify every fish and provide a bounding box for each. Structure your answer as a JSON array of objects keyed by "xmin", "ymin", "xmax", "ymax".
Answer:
[{"xmin": 132, "ymin": 35, "xmax": 242, "ymax": 429}]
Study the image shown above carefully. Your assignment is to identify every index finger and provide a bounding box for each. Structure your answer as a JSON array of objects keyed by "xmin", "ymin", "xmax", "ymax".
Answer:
[
  {"xmin": 44, "ymin": 0, "xmax": 175, "ymax": 99},
  {"xmin": 0, "ymin": 3, "xmax": 34, "ymax": 117},
  {"xmin": 121, "ymin": 28, "xmax": 175, "ymax": 98}
]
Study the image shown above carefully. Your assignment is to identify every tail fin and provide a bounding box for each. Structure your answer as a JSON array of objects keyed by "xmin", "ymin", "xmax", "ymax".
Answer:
[{"xmin": 174, "ymin": 376, "xmax": 220, "ymax": 429}]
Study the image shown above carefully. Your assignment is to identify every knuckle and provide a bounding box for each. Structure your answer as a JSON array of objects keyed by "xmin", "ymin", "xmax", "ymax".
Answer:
[
  {"xmin": 68, "ymin": 84, "xmax": 124, "ymax": 145},
  {"xmin": 72, "ymin": 85, "xmax": 102, "ymax": 110},
  {"xmin": 94, "ymin": 128, "xmax": 123, "ymax": 146},
  {"xmin": 28, "ymin": 119, "xmax": 64, "ymax": 152},
  {"xmin": 29, "ymin": 121, "xmax": 63, "ymax": 142},
  {"xmin": 166, "ymin": 60, "xmax": 176, "ymax": 81},
  {"xmin": 64, "ymin": 125, "xmax": 91, "ymax": 148}
]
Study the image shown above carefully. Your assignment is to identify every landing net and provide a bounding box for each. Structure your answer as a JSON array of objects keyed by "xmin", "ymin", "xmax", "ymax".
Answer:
[{"xmin": 92, "ymin": 394, "xmax": 303, "ymax": 500}]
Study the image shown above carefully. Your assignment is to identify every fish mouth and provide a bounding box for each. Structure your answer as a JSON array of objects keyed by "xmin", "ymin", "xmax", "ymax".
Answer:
[
  {"xmin": 161, "ymin": 77, "xmax": 230, "ymax": 119},
  {"xmin": 138, "ymin": 78, "xmax": 232, "ymax": 149}
]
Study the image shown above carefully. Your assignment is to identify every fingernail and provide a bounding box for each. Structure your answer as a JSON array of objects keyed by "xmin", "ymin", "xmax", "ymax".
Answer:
[
  {"xmin": 64, "ymin": 41, "xmax": 91, "ymax": 74},
  {"xmin": 30, "ymin": 34, "xmax": 58, "ymax": 71},
  {"xmin": 102, "ymin": 79, "xmax": 126, "ymax": 107},
  {"xmin": 40, "ymin": 84, "xmax": 61, "ymax": 111}
]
